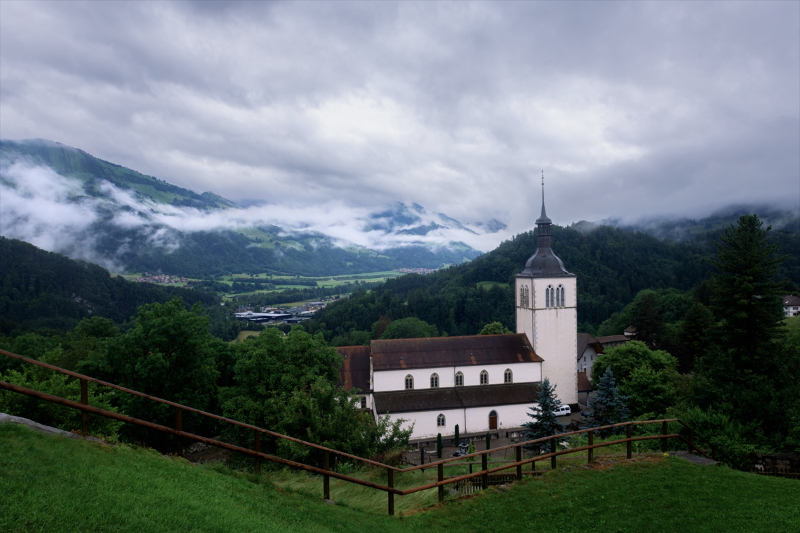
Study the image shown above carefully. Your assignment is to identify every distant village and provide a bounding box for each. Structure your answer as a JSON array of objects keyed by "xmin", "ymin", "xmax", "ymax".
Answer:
[
  {"xmin": 234, "ymin": 300, "xmax": 330, "ymax": 325},
  {"xmin": 395, "ymin": 267, "xmax": 438, "ymax": 275},
  {"xmin": 133, "ymin": 273, "xmax": 188, "ymax": 284}
]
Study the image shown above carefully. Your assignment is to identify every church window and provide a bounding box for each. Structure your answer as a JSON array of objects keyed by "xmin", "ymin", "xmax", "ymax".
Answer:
[
  {"xmin": 405, "ymin": 375, "xmax": 414, "ymax": 390},
  {"xmin": 504, "ymin": 368, "xmax": 513, "ymax": 383},
  {"xmin": 455, "ymin": 372, "xmax": 464, "ymax": 387},
  {"xmin": 557, "ymin": 284, "xmax": 565, "ymax": 307},
  {"xmin": 480, "ymin": 370, "xmax": 489, "ymax": 385},
  {"xmin": 430, "ymin": 373, "xmax": 439, "ymax": 388},
  {"xmin": 546, "ymin": 285, "xmax": 554, "ymax": 308},
  {"xmin": 437, "ymin": 414, "xmax": 446, "ymax": 427},
  {"xmin": 360, "ymin": 397, "xmax": 367, "ymax": 409}
]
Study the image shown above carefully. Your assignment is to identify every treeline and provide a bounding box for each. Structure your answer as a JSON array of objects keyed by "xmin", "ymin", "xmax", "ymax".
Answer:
[
  {"xmin": 304, "ymin": 224, "xmax": 737, "ymax": 343},
  {"xmin": 0, "ymin": 299, "xmax": 411, "ymax": 465}
]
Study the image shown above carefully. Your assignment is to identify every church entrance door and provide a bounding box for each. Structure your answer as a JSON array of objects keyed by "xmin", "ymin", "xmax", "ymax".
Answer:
[{"xmin": 489, "ymin": 411, "xmax": 498, "ymax": 430}]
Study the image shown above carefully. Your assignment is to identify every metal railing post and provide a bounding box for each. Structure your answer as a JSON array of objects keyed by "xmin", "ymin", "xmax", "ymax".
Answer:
[
  {"xmin": 175, "ymin": 407, "xmax": 183, "ymax": 457},
  {"xmin": 662, "ymin": 421, "xmax": 668, "ymax": 453},
  {"xmin": 323, "ymin": 451, "xmax": 330, "ymax": 501},
  {"xmin": 80, "ymin": 378, "xmax": 88, "ymax": 434},
  {"xmin": 254, "ymin": 430, "xmax": 261, "ymax": 475},
  {"xmin": 588, "ymin": 431, "xmax": 593, "ymax": 463},
  {"xmin": 387, "ymin": 468, "xmax": 394, "ymax": 516},
  {"xmin": 551, "ymin": 437, "xmax": 557, "ymax": 470},
  {"xmin": 626, "ymin": 423, "xmax": 632, "ymax": 459},
  {"xmin": 438, "ymin": 462, "xmax": 444, "ymax": 502},
  {"xmin": 516, "ymin": 446, "xmax": 522, "ymax": 480},
  {"xmin": 481, "ymin": 453, "xmax": 488, "ymax": 490}
]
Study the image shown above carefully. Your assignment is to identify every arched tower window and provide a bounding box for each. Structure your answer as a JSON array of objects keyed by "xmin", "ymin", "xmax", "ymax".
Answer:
[
  {"xmin": 405, "ymin": 375, "xmax": 414, "ymax": 390},
  {"xmin": 546, "ymin": 285, "xmax": 554, "ymax": 308},
  {"xmin": 504, "ymin": 368, "xmax": 513, "ymax": 383},
  {"xmin": 437, "ymin": 414, "xmax": 446, "ymax": 427},
  {"xmin": 430, "ymin": 373, "xmax": 439, "ymax": 388},
  {"xmin": 557, "ymin": 284, "xmax": 565, "ymax": 307},
  {"xmin": 480, "ymin": 370, "xmax": 489, "ymax": 385},
  {"xmin": 455, "ymin": 372, "xmax": 464, "ymax": 387}
]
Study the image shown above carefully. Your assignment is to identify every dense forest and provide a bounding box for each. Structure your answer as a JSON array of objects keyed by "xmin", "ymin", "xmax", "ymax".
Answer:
[
  {"xmin": 0, "ymin": 237, "xmax": 244, "ymax": 340},
  {"xmin": 305, "ymin": 221, "xmax": 799, "ymax": 344}
]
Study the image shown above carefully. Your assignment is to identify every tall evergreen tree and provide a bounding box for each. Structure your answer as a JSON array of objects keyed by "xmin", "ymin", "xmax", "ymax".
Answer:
[
  {"xmin": 695, "ymin": 214, "xmax": 790, "ymax": 446},
  {"xmin": 523, "ymin": 378, "xmax": 564, "ymax": 453},
  {"xmin": 632, "ymin": 291, "xmax": 663, "ymax": 347},
  {"xmin": 677, "ymin": 301, "xmax": 714, "ymax": 373},
  {"xmin": 583, "ymin": 367, "xmax": 629, "ymax": 437}
]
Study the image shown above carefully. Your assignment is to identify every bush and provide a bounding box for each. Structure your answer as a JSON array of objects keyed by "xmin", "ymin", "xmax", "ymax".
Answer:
[{"xmin": 678, "ymin": 406, "xmax": 757, "ymax": 470}]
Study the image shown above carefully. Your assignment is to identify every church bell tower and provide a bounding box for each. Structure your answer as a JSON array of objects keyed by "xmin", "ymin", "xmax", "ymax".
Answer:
[{"xmin": 515, "ymin": 174, "xmax": 578, "ymax": 405}]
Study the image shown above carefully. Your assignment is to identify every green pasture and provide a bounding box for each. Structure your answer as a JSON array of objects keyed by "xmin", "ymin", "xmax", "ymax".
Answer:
[
  {"xmin": 476, "ymin": 281, "xmax": 509, "ymax": 290},
  {"xmin": 783, "ymin": 315, "xmax": 800, "ymax": 331},
  {"xmin": 2, "ymin": 422, "xmax": 799, "ymax": 532}
]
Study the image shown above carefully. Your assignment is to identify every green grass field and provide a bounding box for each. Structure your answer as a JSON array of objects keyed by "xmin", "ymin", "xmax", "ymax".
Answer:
[
  {"xmin": 2, "ymin": 422, "xmax": 799, "ymax": 533},
  {"xmin": 784, "ymin": 315, "xmax": 800, "ymax": 331},
  {"xmin": 477, "ymin": 281, "xmax": 509, "ymax": 290}
]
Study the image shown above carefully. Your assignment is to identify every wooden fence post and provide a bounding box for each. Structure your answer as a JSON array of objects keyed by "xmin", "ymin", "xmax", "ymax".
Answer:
[
  {"xmin": 588, "ymin": 431, "xmax": 594, "ymax": 463},
  {"xmin": 387, "ymin": 468, "xmax": 394, "ymax": 516},
  {"xmin": 175, "ymin": 407, "xmax": 183, "ymax": 457},
  {"xmin": 254, "ymin": 431, "xmax": 261, "ymax": 475},
  {"xmin": 662, "ymin": 421, "xmax": 668, "ymax": 453},
  {"xmin": 481, "ymin": 453, "xmax": 488, "ymax": 490},
  {"xmin": 516, "ymin": 446, "xmax": 522, "ymax": 480},
  {"xmin": 80, "ymin": 378, "xmax": 88, "ymax": 434},
  {"xmin": 551, "ymin": 437, "xmax": 557, "ymax": 470},
  {"xmin": 626, "ymin": 423, "xmax": 632, "ymax": 460},
  {"xmin": 438, "ymin": 462, "xmax": 444, "ymax": 502},
  {"xmin": 323, "ymin": 451, "xmax": 330, "ymax": 501}
]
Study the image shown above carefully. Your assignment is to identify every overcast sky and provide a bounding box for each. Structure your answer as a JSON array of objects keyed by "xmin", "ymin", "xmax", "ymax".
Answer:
[{"xmin": 1, "ymin": 1, "xmax": 798, "ymax": 237}]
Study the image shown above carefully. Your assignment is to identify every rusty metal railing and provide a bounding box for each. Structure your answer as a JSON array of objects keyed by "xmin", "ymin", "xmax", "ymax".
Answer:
[{"xmin": 0, "ymin": 349, "xmax": 711, "ymax": 515}]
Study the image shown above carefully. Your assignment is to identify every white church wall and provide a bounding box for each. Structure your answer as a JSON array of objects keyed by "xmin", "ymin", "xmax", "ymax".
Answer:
[
  {"xmin": 532, "ymin": 277, "xmax": 578, "ymax": 405},
  {"xmin": 388, "ymin": 402, "xmax": 542, "ymax": 441},
  {"xmin": 373, "ymin": 362, "xmax": 541, "ymax": 392}
]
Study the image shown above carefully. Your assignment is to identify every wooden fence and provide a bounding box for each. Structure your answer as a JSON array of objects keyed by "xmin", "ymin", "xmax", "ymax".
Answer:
[{"xmin": 0, "ymin": 349, "xmax": 718, "ymax": 515}]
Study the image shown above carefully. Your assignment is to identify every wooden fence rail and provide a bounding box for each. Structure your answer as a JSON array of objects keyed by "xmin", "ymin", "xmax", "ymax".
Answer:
[{"xmin": 0, "ymin": 349, "xmax": 717, "ymax": 516}]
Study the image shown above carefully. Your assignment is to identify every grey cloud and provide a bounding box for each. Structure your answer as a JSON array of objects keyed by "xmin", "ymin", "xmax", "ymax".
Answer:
[{"xmin": 0, "ymin": 1, "xmax": 797, "ymax": 236}]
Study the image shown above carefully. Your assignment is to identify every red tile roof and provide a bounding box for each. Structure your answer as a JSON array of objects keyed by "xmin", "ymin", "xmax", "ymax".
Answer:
[
  {"xmin": 370, "ymin": 334, "xmax": 541, "ymax": 371},
  {"xmin": 336, "ymin": 345, "xmax": 371, "ymax": 391},
  {"xmin": 577, "ymin": 371, "xmax": 593, "ymax": 392}
]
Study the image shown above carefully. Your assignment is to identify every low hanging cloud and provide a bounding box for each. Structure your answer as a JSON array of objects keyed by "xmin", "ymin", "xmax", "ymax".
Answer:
[
  {"xmin": 0, "ymin": 1, "xmax": 797, "ymax": 233},
  {"xmin": 0, "ymin": 159, "xmax": 506, "ymax": 270}
]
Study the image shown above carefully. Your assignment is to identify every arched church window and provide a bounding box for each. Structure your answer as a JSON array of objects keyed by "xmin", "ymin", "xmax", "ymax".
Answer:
[
  {"xmin": 455, "ymin": 372, "xmax": 464, "ymax": 387},
  {"xmin": 437, "ymin": 414, "xmax": 446, "ymax": 427},
  {"xmin": 405, "ymin": 375, "xmax": 414, "ymax": 390},
  {"xmin": 430, "ymin": 373, "xmax": 439, "ymax": 388},
  {"xmin": 546, "ymin": 285, "xmax": 554, "ymax": 308},
  {"xmin": 557, "ymin": 284, "xmax": 565, "ymax": 307},
  {"xmin": 480, "ymin": 370, "xmax": 489, "ymax": 385},
  {"xmin": 504, "ymin": 368, "xmax": 513, "ymax": 383}
]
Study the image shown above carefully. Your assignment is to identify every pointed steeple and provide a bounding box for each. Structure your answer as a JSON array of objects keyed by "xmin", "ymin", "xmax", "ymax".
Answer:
[
  {"xmin": 517, "ymin": 170, "xmax": 574, "ymax": 278},
  {"xmin": 536, "ymin": 170, "xmax": 551, "ymax": 225}
]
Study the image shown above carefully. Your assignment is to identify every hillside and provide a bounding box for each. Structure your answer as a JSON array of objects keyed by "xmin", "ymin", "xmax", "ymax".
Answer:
[
  {"xmin": 2, "ymin": 422, "xmax": 797, "ymax": 532},
  {"xmin": 1, "ymin": 140, "xmax": 484, "ymax": 276},
  {"xmin": 0, "ymin": 236, "xmax": 219, "ymax": 333}
]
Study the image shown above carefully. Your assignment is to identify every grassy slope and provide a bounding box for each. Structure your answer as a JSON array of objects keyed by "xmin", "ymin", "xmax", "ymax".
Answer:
[{"xmin": 2, "ymin": 423, "xmax": 799, "ymax": 533}]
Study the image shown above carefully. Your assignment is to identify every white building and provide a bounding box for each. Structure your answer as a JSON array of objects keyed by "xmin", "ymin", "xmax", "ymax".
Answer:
[
  {"xmin": 783, "ymin": 295, "xmax": 800, "ymax": 317},
  {"xmin": 337, "ymin": 182, "xmax": 578, "ymax": 442}
]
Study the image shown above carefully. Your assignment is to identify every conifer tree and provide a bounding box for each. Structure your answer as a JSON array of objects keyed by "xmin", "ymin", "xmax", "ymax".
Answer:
[
  {"xmin": 583, "ymin": 367, "xmax": 629, "ymax": 437},
  {"xmin": 436, "ymin": 433, "xmax": 442, "ymax": 458},
  {"xmin": 523, "ymin": 378, "xmax": 564, "ymax": 453},
  {"xmin": 454, "ymin": 424, "xmax": 460, "ymax": 447}
]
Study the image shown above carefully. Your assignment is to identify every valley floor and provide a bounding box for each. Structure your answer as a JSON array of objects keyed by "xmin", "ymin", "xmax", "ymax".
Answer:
[{"xmin": 1, "ymin": 422, "xmax": 798, "ymax": 533}]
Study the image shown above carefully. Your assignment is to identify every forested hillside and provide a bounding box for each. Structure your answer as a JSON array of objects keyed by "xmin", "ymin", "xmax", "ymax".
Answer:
[
  {"xmin": 0, "ymin": 237, "xmax": 230, "ymax": 334},
  {"xmin": 305, "ymin": 222, "xmax": 800, "ymax": 343}
]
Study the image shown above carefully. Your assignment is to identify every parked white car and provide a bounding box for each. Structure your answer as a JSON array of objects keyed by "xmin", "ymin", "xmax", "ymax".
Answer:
[{"xmin": 555, "ymin": 405, "xmax": 571, "ymax": 416}]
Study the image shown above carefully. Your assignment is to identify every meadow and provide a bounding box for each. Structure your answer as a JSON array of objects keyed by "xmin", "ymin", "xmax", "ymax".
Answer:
[{"xmin": 2, "ymin": 423, "xmax": 798, "ymax": 533}]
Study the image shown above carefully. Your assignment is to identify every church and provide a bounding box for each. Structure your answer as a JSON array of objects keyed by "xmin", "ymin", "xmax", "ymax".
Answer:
[{"xmin": 337, "ymin": 184, "xmax": 578, "ymax": 442}]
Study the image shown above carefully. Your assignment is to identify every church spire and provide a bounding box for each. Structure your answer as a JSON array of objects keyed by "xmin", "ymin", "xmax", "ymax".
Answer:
[{"xmin": 535, "ymin": 170, "xmax": 552, "ymax": 226}]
